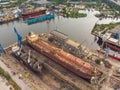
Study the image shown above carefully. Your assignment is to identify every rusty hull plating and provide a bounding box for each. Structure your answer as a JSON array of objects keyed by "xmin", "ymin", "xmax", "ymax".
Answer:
[{"xmin": 27, "ymin": 32, "xmax": 102, "ymax": 80}]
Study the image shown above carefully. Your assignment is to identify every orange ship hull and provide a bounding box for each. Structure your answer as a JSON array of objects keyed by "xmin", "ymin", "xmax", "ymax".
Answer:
[
  {"xmin": 27, "ymin": 32, "xmax": 101, "ymax": 80},
  {"xmin": 32, "ymin": 42, "xmax": 92, "ymax": 80}
]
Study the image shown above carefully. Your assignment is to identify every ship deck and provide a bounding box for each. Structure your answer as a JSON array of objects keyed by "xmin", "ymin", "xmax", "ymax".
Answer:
[{"xmin": 33, "ymin": 37, "xmax": 95, "ymax": 72}]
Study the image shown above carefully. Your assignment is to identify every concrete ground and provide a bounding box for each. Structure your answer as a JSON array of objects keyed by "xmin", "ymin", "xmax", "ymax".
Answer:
[
  {"xmin": 0, "ymin": 76, "xmax": 11, "ymax": 90},
  {"xmin": 0, "ymin": 54, "xmax": 51, "ymax": 90},
  {"xmin": 0, "ymin": 59, "xmax": 31, "ymax": 90}
]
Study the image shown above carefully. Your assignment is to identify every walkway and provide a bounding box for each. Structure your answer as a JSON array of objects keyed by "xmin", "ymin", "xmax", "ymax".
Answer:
[{"xmin": 0, "ymin": 58, "xmax": 31, "ymax": 90}]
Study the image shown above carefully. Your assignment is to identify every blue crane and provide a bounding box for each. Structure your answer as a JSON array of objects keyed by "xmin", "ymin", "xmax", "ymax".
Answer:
[
  {"xmin": 0, "ymin": 44, "xmax": 5, "ymax": 54},
  {"xmin": 14, "ymin": 27, "xmax": 23, "ymax": 47}
]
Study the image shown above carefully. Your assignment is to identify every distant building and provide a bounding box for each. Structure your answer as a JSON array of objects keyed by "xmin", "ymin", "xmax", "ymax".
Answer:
[
  {"xmin": 75, "ymin": 2, "xmax": 85, "ymax": 9},
  {"xmin": 0, "ymin": 0, "xmax": 10, "ymax": 7},
  {"xmin": 31, "ymin": 0, "xmax": 51, "ymax": 7},
  {"xmin": 103, "ymin": 0, "xmax": 120, "ymax": 11},
  {"xmin": 10, "ymin": 0, "xmax": 17, "ymax": 3},
  {"xmin": 113, "ymin": 0, "xmax": 120, "ymax": 5},
  {"xmin": 70, "ymin": 1, "xmax": 96, "ymax": 9},
  {"xmin": 0, "ymin": 0, "xmax": 9, "ymax": 2},
  {"xmin": 110, "ymin": 0, "xmax": 120, "ymax": 5},
  {"xmin": 58, "ymin": 4, "xmax": 66, "ymax": 9}
]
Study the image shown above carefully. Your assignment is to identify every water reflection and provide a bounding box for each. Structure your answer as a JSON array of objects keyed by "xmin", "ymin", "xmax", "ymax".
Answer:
[{"xmin": 0, "ymin": 14, "xmax": 99, "ymax": 50}]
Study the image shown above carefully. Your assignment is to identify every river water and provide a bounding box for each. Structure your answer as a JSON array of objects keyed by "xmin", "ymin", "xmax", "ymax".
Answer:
[{"xmin": 0, "ymin": 11, "xmax": 100, "ymax": 50}]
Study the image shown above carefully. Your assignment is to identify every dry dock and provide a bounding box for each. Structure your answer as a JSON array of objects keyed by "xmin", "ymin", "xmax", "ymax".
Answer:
[
  {"xmin": 0, "ymin": 32, "xmax": 120, "ymax": 90},
  {"xmin": 2, "ymin": 41, "xmax": 96, "ymax": 90}
]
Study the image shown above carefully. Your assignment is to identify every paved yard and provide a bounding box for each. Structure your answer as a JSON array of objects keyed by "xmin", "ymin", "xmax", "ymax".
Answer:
[
  {"xmin": 0, "ymin": 59, "xmax": 31, "ymax": 90},
  {"xmin": 0, "ymin": 76, "xmax": 11, "ymax": 90}
]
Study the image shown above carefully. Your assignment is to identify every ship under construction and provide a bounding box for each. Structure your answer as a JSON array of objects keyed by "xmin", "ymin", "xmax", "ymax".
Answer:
[
  {"xmin": 26, "ymin": 32, "xmax": 103, "ymax": 81},
  {"xmin": 3, "ymin": 29, "xmax": 120, "ymax": 90}
]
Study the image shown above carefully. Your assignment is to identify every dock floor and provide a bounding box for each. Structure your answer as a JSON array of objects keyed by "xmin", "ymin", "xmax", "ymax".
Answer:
[{"xmin": 0, "ymin": 41, "xmax": 120, "ymax": 90}]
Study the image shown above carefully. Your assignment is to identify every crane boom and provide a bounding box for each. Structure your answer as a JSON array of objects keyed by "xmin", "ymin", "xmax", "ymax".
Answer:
[{"xmin": 14, "ymin": 27, "xmax": 23, "ymax": 47}]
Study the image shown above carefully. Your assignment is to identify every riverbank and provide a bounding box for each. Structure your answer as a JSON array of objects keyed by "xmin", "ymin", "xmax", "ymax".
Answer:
[
  {"xmin": 91, "ymin": 22, "xmax": 120, "ymax": 36},
  {"xmin": 61, "ymin": 8, "xmax": 87, "ymax": 18},
  {"xmin": 78, "ymin": 9, "xmax": 120, "ymax": 36}
]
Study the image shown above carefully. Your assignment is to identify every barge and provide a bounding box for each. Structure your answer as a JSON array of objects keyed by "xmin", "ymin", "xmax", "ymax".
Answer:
[
  {"xmin": 26, "ymin": 32, "xmax": 102, "ymax": 80},
  {"xmin": 27, "ymin": 13, "xmax": 54, "ymax": 24},
  {"xmin": 0, "ymin": 14, "xmax": 19, "ymax": 24}
]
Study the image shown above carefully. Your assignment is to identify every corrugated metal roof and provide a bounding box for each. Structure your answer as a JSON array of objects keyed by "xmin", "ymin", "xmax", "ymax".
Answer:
[
  {"xmin": 102, "ymin": 33, "xmax": 111, "ymax": 40},
  {"xmin": 50, "ymin": 30, "xmax": 68, "ymax": 40},
  {"xmin": 66, "ymin": 39, "xmax": 80, "ymax": 48}
]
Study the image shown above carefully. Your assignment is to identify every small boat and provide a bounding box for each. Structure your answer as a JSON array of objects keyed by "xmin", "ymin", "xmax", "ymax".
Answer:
[
  {"xmin": 0, "ymin": 14, "xmax": 19, "ymax": 24},
  {"xmin": 27, "ymin": 13, "xmax": 54, "ymax": 24},
  {"xmin": 97, "ymin": 49, "xmax": 120, "ymax": 61}
]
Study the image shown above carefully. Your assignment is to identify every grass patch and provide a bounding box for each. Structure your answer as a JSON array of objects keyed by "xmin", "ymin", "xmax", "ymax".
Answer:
[
  {"xmin": 67, "ymin": 11, "xmax": 87, "ymax": 18},
  {"xmin": 62, "ymin": 8, "xmax": 87, "ymax": 18},
  {"xmin": 0, "ymin": 67, "xmax": 21, "ymax": 90},
  {"xmin": 91, "ymin": 22, "xmax": 120, "ymax": 35}
]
